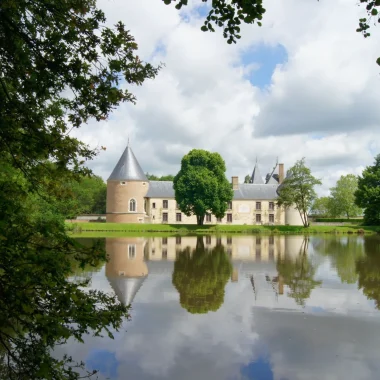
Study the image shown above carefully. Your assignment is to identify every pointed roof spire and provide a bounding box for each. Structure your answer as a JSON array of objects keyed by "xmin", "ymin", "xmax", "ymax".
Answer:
[
  {"xmin": 250, "ymin": 160, "xmax": 264, "ymax": 184},
  {"xmin": 108, "ymin": 144, "xmax": 147, "ymax": 181}
]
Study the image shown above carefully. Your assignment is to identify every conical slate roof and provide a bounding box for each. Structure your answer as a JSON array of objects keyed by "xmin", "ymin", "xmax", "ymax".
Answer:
[
  {"xmin": 108, "ymin": 145, "xmax": 147, "ymax": 181},
  {"xmin": 250, "ymin": 162, "xmax": 264, "ymax": 184},
  {"xmin": 107, "ymin": 276, "xmax": 147, "ymax": 305}
]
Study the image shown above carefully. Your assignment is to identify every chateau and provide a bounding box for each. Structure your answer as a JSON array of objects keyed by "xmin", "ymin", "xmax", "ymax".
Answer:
[{"xmin": 106, "ymin": 143, "xmax": 303, "ymax": 225}]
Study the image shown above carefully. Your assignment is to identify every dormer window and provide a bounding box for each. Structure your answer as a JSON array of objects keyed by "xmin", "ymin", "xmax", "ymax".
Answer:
[{"xmin": 120, "ymin": 181, "xmax": 126, "ymax": 185}]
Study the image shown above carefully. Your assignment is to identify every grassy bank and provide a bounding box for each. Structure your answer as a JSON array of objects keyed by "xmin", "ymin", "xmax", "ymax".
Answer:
[{"xmin": 66, "ymin": 222, "xmax": 380, "ymax": 237}]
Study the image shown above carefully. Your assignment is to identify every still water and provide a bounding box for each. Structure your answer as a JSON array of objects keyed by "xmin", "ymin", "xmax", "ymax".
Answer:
[{"xmin": 61, "ymin": 235, "xmax": 380, "ymax": 380}]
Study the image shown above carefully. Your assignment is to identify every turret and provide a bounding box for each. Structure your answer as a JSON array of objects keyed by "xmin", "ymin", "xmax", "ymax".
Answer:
[
  {"xmin": 277, "ymin": 170, "xmax": 304, "ymax": 226},
  {"xmin": 106, "ymin": 143, "xmax": 149, "ymax": 223}
]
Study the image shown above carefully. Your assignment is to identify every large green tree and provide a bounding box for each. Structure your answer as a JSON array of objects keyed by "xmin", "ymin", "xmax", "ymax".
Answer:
[
  {"xmin": 0, "ymin": 0, "xmax": 160, "ymax": 377},
  {"xmin": 277, "ymin": 158, "xmax": 322, "ymax": 227},
  {"xmin": 329, "ymin": 174, "xmax": 362, "ymax": 219},
  {"xmin": 310, "ymin": 196, "xmax": 332, "ymax": 217},
  {"xmin": 355, "ymin": 154, "xmax": 380, "ymax": 225},
  {"xmin": 173, "ymin": 149, "xmax": 233, "ymax": 225},
  {"xmin": 172, "ymin": 238, "xmax": 232, "ymax": 314},
  {"xmin": 146, "ymin": 173, "xmax": 175, "ymax": 181}
]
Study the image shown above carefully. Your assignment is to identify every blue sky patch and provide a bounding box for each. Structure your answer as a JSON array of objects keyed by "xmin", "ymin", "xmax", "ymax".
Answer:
[
  {"xmin": 86, "ymin": 349, "xmax": 119, "ymax": 379},
  {"xmin": 241, "ymin": 44, "xmax": 288, "ymax": 89}
]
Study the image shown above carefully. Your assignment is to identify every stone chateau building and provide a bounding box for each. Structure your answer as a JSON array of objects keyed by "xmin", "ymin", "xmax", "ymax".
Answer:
[{"xmin": 106, "ymin": 143, "xmax": 303, "ymax": 225}]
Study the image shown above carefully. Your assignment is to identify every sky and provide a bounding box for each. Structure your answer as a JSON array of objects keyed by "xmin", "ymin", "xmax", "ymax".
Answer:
[{"xmin": 71, "ymin": 0, "xmax": 380, "ymax": 195}]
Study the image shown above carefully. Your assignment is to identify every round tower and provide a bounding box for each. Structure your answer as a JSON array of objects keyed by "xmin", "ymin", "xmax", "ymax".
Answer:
[
  {"xmin": 276, "ymin": 169, "xmax": 304, "ymax": 226},
  {"xmin": 106, "ymin": 143, "xmax": 149, "ymax": 223}
]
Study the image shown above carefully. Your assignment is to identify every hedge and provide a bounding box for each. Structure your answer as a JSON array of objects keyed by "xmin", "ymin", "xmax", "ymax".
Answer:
[{"xmin": 314, "ymin": 218, "xmax": 363, "ymax": 223}]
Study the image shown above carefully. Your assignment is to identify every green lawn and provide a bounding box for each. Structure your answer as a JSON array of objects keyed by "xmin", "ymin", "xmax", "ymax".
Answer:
[{"xmin": 66, "ymin": 222, "xmax": 380, "ymax": 237}]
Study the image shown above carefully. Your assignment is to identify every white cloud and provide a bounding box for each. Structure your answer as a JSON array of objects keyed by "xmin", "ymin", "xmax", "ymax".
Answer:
[{"xmin": 71, "ymin": 0, "xmax": 380, "ymax": 195}]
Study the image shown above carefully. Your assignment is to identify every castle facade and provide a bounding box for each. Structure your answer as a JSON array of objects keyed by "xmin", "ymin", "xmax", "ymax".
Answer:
[{"xmin": 106, "ymin": 144, "xmax": 303, "ymax": 225}]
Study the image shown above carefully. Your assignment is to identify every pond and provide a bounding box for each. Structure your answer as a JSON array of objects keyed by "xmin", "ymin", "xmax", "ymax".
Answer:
[{"xmin": 59, "ymin": 235, "xmax": 380, "ymax": 380}]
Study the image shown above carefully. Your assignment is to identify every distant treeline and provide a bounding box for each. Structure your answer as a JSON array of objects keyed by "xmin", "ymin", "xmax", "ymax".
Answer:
[{"xmin": 145, "ymin": 173, "xmax": 174, "ymax": 181}]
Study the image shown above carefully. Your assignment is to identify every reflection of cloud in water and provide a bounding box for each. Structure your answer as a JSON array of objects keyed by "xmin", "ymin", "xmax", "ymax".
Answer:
[
  {"xmin": 86, "ymin": 349, "xmax": 118, "ymax": 379},
  {"xmin": 58, "ymin": 236, "xmax": 380, "ymax": 380}
]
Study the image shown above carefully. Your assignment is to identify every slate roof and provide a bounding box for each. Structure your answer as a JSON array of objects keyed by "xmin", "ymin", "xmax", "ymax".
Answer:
[
  {"xmin": 250, "ymin": 163, "xmax": 264, "ymax": 184},
  {"xmin": 145, "ymin": 181, "xmax": 175, "ymax": 198},
  {"xmin": 145, "ymin": 181, "xmax": 278, "ymax": 200},
  {"xmin": 233, "ymin": 184, "xmax": 279, "ymax": 200},
  {"xmin": 108, "ymin": 145, "xmax": 147, "ymax": 181}
]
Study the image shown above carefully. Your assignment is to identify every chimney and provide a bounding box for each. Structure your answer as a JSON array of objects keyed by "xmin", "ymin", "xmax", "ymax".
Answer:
[
  {"xmin": 231, "ymin": 176, "xmax": 239, "ymax": 190},
  {"xmin": 279, "ymin": 163, "xmax": 284, "ymax": 184}
]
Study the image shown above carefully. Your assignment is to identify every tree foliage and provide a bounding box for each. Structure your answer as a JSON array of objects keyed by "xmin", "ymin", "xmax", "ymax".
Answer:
[
  {"xmin": 276, "ymin": 238, "xmax": 321, "ymax": 306},
  {"xmin": 163, "ymin": 0, "xmax": 265, "ymax": 44},
  {"xmin": 0, "ymin": 0, "xmax": 159, "ymax": 377},
  {"xmin": 310, "ymin": 196, "xmax": 332, "ymax": 217},
  {"xmin": 172, "ymin": 238, "xmax": 232, "ymax": 314},
  {"xmin": 355, "ymin": 154, "xmax": 380, "ymax": 225},
  {"xmin": 244, "ymin": 174, "xmax": 251, "ymax": 184},
  {"xmin": 173, "ymin": 149, "xmax": 233, "ymax": 225},
  {"xmin": 145, "ymin": 173, "xmax": 175, "ymax": 181},
  {"xmin": 329, "ymin": 174, "xmax": 362, "ymax": 219},
  {"xmin": 277, "ymin": 158, "xmax": 321, "ymax": 227}
]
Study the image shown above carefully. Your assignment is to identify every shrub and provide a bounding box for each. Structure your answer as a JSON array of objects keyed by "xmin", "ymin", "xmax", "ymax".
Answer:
[{"xmin": 315, "ymin": 218, "xmax": 363, "ymax": 223}]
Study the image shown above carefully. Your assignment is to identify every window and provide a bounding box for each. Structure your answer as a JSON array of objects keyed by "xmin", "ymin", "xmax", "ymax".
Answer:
[
  {"xmin": 128, "ymin": 245, "xmax": 136, "ymax": 259},
  {"xmin": 206, "ymin": 214, "xmax": 212, "ymax": 222},
  {"xmin": 269, "ymin": 236, "xmax": 274, "ymax": 245},
  {"xmin": 228, "ymin": 201, "xmax": 232, "ymax": 210},
  {"xmin": 227, "ymin": 248, "xmax": 232, "ymax": 256},
  {"xmin": 256, "ymin": 214, "xmax": 261, "ymax": 223},
  {"xmin": 217, "ymin": 217, "xmax": 222, "ymax": 222},
  {"xmin": 129, "ymin": 199, "xmax": 136, "ymax": 212},
  {"xmin": 152, "ymin": 248, "xmax": 155, "ymax": 256},
  {"xmin": 120, "ymin": 181, "xmax": 126, "ymax": 185},
  {"xmin": 269, "ymin": 214, "xmax": 274, "ymax": 223},
  {"xmin": 152, "ymin": 202, "xmax": 156, "ymax": 209},
  {"xmin": 143, "ymin": 182, "xmax": 146, "ymax": 186},
  {"xmin": 176, "ymin": 248, "xmax": 181, "ymax": 258},
  {"xmin": 176, "ymin": 202, "xmax": 179, "ymax": 209},
  {"xmin": 176, "ymin": 213, "xmax": 182, "ymax": 222},
  {"xmin": 162, "ymin": 237, "xmax": 167, "ymax": 245},
  {"xmin": 162, "ymin": 248, "xmax": 167, "ymax": 259},
  {"xmin": 163, "ymin": 212, "xmax": 168, "ymax": 222},
  {"xmin": 227, "ymin": 237, "xmax": 232, "ymax": 245},
  {"xmin": 216, "ymin": 237, "xmax": 222, "ymax": 246},
  {"xmin": 256, "ymin": 237, "xmax": 261, "ymax": 245},
  {"xmin": 163, "ymin": 200, "xmax": 168, "ymax": 209},
  {"xmin": 227, "ymin": 214, "xmax": 232, "ymax": 223},
  {"xmin": 176, "ymin": 236, "xmax": 181, "ymax": 245},
  {"xmin": 256, "ymin": 202, "xmax": 261, "ymax": 210},
  {"xmin": 269, "ymin": 202, "xmax": 275, "ymax": 211},
  {"xmin": 206, "ymin": 236, "xmax": 211, "ymax": 245}
]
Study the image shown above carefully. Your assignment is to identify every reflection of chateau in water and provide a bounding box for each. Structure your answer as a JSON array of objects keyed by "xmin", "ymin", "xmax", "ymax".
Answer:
[{"xmin": 105, "ymin": 236, "xmax": 306, "ymax": 306}]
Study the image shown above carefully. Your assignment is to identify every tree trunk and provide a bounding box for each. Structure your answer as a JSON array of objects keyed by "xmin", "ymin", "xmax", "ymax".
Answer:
[{"xmin": 196, "ymin": 215, "xmax": 204, "ymax": 225}]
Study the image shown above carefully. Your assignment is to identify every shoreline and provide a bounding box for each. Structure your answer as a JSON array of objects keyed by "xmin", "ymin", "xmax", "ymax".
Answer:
[{"xmin": 66, "ymin": 222, "xmax": 380, "ymax": 237}]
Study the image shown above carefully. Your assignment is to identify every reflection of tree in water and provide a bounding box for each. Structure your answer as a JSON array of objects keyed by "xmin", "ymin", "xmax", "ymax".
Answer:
[
  {"xmin": 356, "ymin": 237, "xmax": 380, "ymax": 309},
  {"xmin": 172, "ymin": 237, "xmax": 232, "ymax": 314},
  {"xmin": 276, "ymin": 237, "xmax": 321, "ymax": 306},
  {"xmin": 314, "ymin": 237, "xmax": 365, "ymax": 284}
]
